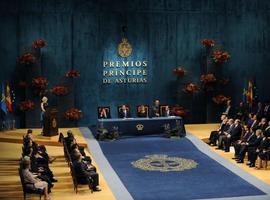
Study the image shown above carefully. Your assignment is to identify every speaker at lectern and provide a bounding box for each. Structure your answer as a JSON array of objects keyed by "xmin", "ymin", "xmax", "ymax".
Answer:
[{"xmin": 43, "ymin": 107, "xmax": 59, "ymax": 136}]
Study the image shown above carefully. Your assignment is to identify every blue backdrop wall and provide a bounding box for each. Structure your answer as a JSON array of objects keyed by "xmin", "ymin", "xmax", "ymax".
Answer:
[{"xmin": 0, "ymin": 0, "xmax": 270, "ymax": 127}]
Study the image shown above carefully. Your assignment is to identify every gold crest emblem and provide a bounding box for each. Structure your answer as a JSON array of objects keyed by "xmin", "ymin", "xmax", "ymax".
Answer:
[
  {"xmin": 118, "ymin": 38, "xmax": 132, "ymax": 57},
  {"xmin": 131, "ymin": 154, "xmax": 198, "ymax": 172},
  {"xmin": 52, "ymin": 118, "xmax": 57, "ymax": 128},
  {"xmin": 136, "ymin": 124, "xmax": 144, "ymax": 131}
]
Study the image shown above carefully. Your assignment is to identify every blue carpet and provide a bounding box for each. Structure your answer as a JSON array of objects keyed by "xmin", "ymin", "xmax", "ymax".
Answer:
[{"xmin": 98, "ymin": 136, "xmax": 265, "ymax": 200}]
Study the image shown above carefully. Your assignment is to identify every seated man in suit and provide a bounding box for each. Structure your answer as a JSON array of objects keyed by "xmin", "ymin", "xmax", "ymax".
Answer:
[
  {"xmin": 217, "ymin": 118, "xmax": 234, "ymax": 150},
  {"xmin": 162, "ymin": 105, "xmax": 172, "ymax": 117},
  {"xmin": 118, "ymin": 105, "xmax": 130, "ymax": 118},
  {"xmin": 233, "ymin": 124, "xmax": 252, "ymax": 159},
  {"xmin": 258, "ymin": 118, "xmax": 268, "ymax": 132},
  {"xmin": 98, "ymin": 107, "xmax": 110, "ymax": 119},
  {"xmin": 73, "ymin": 153, "xmax": 100, "ymax": 191},
  {"xmin": 208, "ymin": 114, "xmax": 228, "ymax": 146},
  {"xmin": 152, "ymin": 99, "xmax": 160, "ymax": 117},
  {"xmin": 223, "ymin": 119, "xmax": 242, "ymax": 152},
  {"xmin": 137, "ymin": 105, "xmax": 149, "ymax": 118}
]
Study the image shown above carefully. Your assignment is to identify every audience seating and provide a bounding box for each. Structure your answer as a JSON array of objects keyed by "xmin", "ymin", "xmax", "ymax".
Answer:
[
  {"xmin": 18, "ymin": 168, "xmax": 44, "ymax": 200},
  {"xmin": 61, "ymin": 134, "xmax": 94, "ymax": 194}
]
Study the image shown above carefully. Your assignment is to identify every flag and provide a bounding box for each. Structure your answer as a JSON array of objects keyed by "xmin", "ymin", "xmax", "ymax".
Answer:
[
  {"xmin": 6, "ymin": 81, "xmax": 12, "ymax": 112},
  {"xmin": 1, "ymin": 83, "xmax": 7, "ymax": 114},
  {"xmin": 247, "ymin": 79, "xmax": 253, "ymax": 107},
  {"xmin": 252, "ymin": 78, "xmax": 258, "ymax": 104},
  {"xmin": 242, "ymin": 81, "xmax": 247, "ymax": 104}
]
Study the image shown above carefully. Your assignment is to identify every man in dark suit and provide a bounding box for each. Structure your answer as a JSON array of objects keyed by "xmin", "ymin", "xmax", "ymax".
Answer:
[
  {"xmin": 263, "ymin": 101, "xmax": 270, "ymax": 120},
  {"xmin": 248, "ymin": 131, "xmax": 269, "ymax": 167},
  {"xmin": 223, "ymin": 100, "xmax": 233, "ymax": 118},
  {"xmin": 235, "ymin": 101, "xmax": 247, "ymax": 122},
  {"xmin": 237, "ymin": 129, "xmax": 262, "ymax": 164},
  {"xmin": 258, "ymin": 118, "xmax": 268, "ymax": 132},
  {"xmin": 152, "ymin": 99, "xmax": 160, "ymax": 117},
  {"xmin": 73, "ymin": 153, "xmax": 100, "ymax": 191},
  {"xmin": 223, "ymin": 119, "xmax": 242, "ymax": 152},
  {"xmin": 119, "ymin": 105, "xmax": 131, "ymax": 118},
  {"xmin": 256, "ymin": 102, "xmax": 264, "ymax": 121},
  {"xmin": 233, "ymin": 125, "xmax": 252, "ymax": 159},
  {"xmin": 250, "ymin": 114, "xmax": 259, "ymax": 131},
  {"xmin": 208, "ymin": 114, "xmax": 228, "ymax": 146},
  {"xmin": 264, "ymin": 121, "xmax": 270, "ymax": 139},
  {"xmin": 217, "ymin": 119, "xmax": 234, "ymax": 150},
  {"xmin": 163, "ymin": 106, "xmax": 172, "ymax": 117}
]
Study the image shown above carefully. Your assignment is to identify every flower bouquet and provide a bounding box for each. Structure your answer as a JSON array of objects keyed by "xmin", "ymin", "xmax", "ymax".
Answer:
[
  {"xmin": 212, "ymin": 94, "xmax": 230, "ymax": 104},
  {"xmin": 19, "ymin": 53, "xmax": 36, "ymax": 65},
  {"xmin": 65, "ymin": 69, "xmax": 80, "ymax": 78},
  {"xmin": 52, "ymin": 85, "xmax": 69, "ymax": 96},
  {"xmin": 19, "ymin": 100, "xmax": 35, "ymax": 111},
  {"xmin": 64, "ymin": 108, "xmax": 83, "ymax": 121},
  {"xmin": 32, "ymin": 39, "xmax": 47, "ymax": 49},
  {"xmin": 212, "ymin": 50, "xmax": 230, "ymax": 63},
  {"xmin": 201, "ymin": 39, "xmax": 215, "ymax": 47},
  {"xmin": 183, "ymin": 83, "xmax": 200, "ymax": 93},
  {"xmin": 173, "ymin": 67, "xmax": 186, "ymax": 76}
]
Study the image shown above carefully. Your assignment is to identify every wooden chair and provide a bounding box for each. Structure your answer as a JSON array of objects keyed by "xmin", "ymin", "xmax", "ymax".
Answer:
[
  {"xmin": 159, "ymin": 105, "xmax": 169, "ymax": 117},
  {"xmin": 98, "ymin": 106, "xmax": 111, "ymax": 119},
  {"xmin": 18, "ymin": 168, "xmax": 44, "ymax": 200},
  {"xmin": 69, "ymin": 162, "xmax": 93, "ymax": 194},
  {"xmin": 136, "ymin": 105, "xmax": 149, "ymax": 117}
]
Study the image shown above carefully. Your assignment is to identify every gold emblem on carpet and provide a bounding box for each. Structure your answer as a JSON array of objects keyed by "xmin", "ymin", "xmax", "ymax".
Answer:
[{"xmin": 131, "ymin": 154, "xmax": 198, "ymax": 172}]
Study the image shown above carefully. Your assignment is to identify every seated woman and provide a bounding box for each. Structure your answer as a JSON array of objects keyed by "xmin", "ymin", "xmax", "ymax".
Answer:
[
  {"xmin": 137, "ymin": 105, "xmax": 149, "ymax": 118},
  {"xmin": 118, "ymin": 105, "xmax": 131, "ymax": 118},
  {"xmin": 22, "ymin": 158, "xmax": 51, "ymax": 200},
  {"xmin": 98, "ymin": 107, "xmax": 111, "ymax": 119}
]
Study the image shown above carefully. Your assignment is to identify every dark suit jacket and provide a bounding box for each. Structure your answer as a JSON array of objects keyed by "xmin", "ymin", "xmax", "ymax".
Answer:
[
  {"xmin": 73, "ymin": 160, "xmax": 93, "ymax": 183},
  {"xmin": 119, "ymin": 110, "xmax": 131, "ymax": 118},
  {"xmin": 264, "ymin": 127, "xmax": 270, "ymax": 138},
  {"xmin": 263, "ymin": 105, "xmax": 270, "ymax": 120},
  {"xmin": 259, "ymin": 123, "xmax": 268, "ymax": 132},
  {"xmin": 152, "ymin": 106, "xmax": 160, "ymax": 117},
  {"xmin": 250, "ymin": 120, "xmax": 259, "ymax": 131},
  {"xmin": 230, "ymin": 124, "xmax": 242, "ymax": 141},
  {"xmin": 257, "ymin": 137, "xmax": 270, "ymax": 150},
  {"xmin": 248, "ymin": 136, "xmax": 262, "ymax": 148}
]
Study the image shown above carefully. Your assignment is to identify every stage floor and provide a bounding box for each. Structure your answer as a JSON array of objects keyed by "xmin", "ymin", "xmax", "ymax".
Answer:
[
  {"xmin": 0, "ymin": 128, "xmax": 116, "ymax": 200},
  {"xmin": 0, "ymin": 124, "xmax": 269, "ymax": 200},
  {"xmin": 186, "ymin": 124, "xmax": 270, "ymax": 185}
]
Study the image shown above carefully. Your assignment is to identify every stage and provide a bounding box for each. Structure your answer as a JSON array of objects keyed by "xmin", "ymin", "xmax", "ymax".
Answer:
[{"xmin": 0, "ymin": 125, "xmax": 270, "ymax": 200}]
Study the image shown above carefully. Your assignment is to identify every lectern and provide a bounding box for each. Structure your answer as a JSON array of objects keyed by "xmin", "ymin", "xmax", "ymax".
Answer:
[{"xmin": 43, "ymin": 107, "xmax": 59, "ymax": 136}]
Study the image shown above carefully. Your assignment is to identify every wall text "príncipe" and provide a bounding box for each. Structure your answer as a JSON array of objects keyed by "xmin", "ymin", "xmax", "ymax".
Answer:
[{"xmin": 102, "ymin": 60, "xmax": 148, "ymax": 84}]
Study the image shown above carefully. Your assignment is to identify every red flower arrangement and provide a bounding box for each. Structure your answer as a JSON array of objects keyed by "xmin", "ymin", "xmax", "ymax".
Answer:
[
  {"xmin": 212, "ymin": 94, "xmax": 230, "ymax": 105},
  {"xmin": 32, "ymin": 39, "xmax": 47, "ymax": 49},
  {"xmin": 32, "ymin": 77, "xmax": 48, "ymax": 88},
  {"xmin": 64, "ymin": 108, "xmax": 83, "ymax": 121},
  {"xmin": 212, "ymin": 50, "xmax": 230, "ymax": 63},
  {"xmin": 200, "ymin": 73, "xmax": 217, "ymax": 84},
  {"xmin": 201, "ymin": 39, "xmax": 215, "ymax": 47},
  {"xmin": 219, "ymin": 78, "xmax": 229, "ymax": 85},
  {"xmin": 19, "ymin": 53, "xmax": 36, "ymax": 64},
  {"xmin": 18, "ymin": 81, "xmax": 28, "ymax": 88},
  {"xmin": 66, "ymin": 69, "xmax": 80, "ymax": 78},
  {"xmin": 173, "ymin": 67, "xmax": 186, "ymax": 76},
  {"xmin": 183, "ymin": 83, "xmax": 200, "ymax": 93},
  {"xmin": 52, "ymin": 85, "xmax": 69, "ymax": 96},
  {"xmin": 171, "ymin": 106, "xmax": 187, "ymax": 117},
  {"xmin": 19, "ymin": 100, "xmax": 35, "ymax": 111}
]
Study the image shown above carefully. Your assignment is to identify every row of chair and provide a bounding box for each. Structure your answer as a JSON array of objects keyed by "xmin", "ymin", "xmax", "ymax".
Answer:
[{"xmin": 60, "ymin": 133, "xmax": 93, "ymax": 194}]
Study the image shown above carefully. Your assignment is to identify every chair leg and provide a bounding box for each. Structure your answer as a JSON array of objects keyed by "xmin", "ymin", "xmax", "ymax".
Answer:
[
  {"xmin": 40, "ymin": 193, "xmax": 42, "ymax": 200},
  {"xmin": 23, "ymin": 193, "xmax": 26, "ymax": 200}
]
